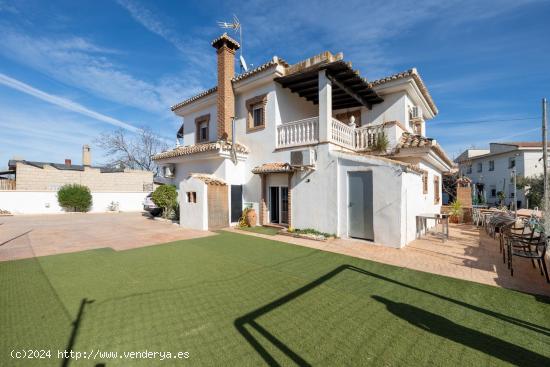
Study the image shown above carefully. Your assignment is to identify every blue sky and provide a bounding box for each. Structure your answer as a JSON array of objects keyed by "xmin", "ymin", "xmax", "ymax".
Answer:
[{"xmin": 0, "ymin": 0, "xmax": 549, "ymax": 168}]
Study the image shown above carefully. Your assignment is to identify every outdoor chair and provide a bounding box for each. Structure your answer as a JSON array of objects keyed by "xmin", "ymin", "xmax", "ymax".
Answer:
[
  {"xmin": 501, "ymin": 219, "xmax": 534, "ymax": 264},
  {"xmin": 508, "ymin": 232, "xmax": 549, "ymax": 283}
]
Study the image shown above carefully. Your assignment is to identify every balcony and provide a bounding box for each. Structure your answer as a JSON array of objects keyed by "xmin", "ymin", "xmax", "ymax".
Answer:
[{"xmin": 277, "ymin": 116, "xmax": 388, "ymax": 151}]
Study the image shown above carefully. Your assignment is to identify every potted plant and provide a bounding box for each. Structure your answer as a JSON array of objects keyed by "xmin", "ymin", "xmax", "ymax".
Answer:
[{"xmin": 449, "ymin": 199, "xmax": 463, "ymax": 224}]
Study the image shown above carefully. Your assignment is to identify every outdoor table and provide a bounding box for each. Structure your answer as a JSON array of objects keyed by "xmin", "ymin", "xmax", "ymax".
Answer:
[{"xmin": 416, "ymin": 213, "xmax": 449, "ymax": 241}]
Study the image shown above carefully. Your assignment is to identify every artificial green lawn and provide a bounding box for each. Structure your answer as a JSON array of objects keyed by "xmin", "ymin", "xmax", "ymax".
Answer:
[
  {"xmin": 1, "ymin": 231, "xmax": 549, "ymax": 366},
  {"xmin": 238, "ymin": 225, "xmax": 280, "ymax": 236}
]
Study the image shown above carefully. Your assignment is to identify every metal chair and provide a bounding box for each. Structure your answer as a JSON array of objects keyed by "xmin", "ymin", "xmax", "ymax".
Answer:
[{"xmin": 508, "ymin": 233, "xmax": 549, "ymax": 283}]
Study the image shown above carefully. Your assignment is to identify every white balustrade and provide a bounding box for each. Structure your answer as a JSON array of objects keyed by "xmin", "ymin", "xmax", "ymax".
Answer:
[
  {"xmin": 277, "ymin": 117, "xmax": 319, "ymax": 148},
  {"xmin": 354, "ymin": 124, "xmax": 385, "ymax": 151},
  {"xmin": 277, "ymin": 116, "xmax": 387, "ymax": 151}
]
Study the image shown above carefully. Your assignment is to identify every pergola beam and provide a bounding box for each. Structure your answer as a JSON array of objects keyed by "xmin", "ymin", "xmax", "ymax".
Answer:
[{"xmin": 326, "ymin": 73, "xmax": 371, "ymax": 108}]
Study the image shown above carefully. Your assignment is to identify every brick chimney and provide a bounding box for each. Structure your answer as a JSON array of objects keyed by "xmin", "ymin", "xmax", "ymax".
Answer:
[
  {"xmin": 82, "ymin": 144, "xmax": 91, "ymax": 166},
  {"xmin": 65, "ymin": 159, "xmax": 71, "ymax": 166},
  {"xmin": 211, "ymin": 33, "xmax": 240, "ymax": 140}
]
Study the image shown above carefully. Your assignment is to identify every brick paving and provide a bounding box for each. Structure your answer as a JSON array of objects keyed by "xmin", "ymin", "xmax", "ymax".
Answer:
[
  {"xmin": 229, "ymin": 224, "xmax": 550, "ymax": 296},
  {"xmin": 0, "ymin": 212, "xmax": 213, "ymax": 261}
]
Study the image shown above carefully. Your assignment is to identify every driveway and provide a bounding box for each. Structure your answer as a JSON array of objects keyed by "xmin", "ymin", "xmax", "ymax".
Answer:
[{"xmin": 0, "ymin": 212, "xmax": 213, "ymax": 261}]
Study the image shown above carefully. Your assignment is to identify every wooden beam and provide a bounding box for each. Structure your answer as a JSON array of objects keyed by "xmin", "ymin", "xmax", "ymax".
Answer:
[
  {"xmin": 285, "ymin": 79, "xmax": 317, "ymax": 90},
  {"xmin": 326, "ymin": 72, "xmax": 371, "ymax": 108}
]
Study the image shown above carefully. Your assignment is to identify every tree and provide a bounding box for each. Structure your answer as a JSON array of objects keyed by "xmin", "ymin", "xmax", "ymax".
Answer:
[
  {"xmin": 516, "ymin": 174, "xmax": 543, "ymax": 209},
  {"xmin": 95, "ymin": 127, "xmax": 169, "ymax": 172},
  {"xmin": 151, "ymin": 185, "xmax": 178, "ymax": 219},
  {"xmin": 57, "ymin": 184, "xmax": 92, "ymax": 212}
]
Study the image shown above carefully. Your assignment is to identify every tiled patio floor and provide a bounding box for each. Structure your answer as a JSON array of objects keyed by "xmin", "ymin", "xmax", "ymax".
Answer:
[
  {"xmin": 0, "ymin": 212, "xmax": 213, "ymax": 261},
  {"xmin": 229, "ymin": 224, "xmax": 550, "ymax": 296}
]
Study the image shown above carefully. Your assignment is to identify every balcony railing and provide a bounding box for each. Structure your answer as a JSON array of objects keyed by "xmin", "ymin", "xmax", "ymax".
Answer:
[
  {"xmin": 277, "ymin": 117, "xmax": 319, "ymax": 148},
  {"xmin": 277, "ymin": 116, "xmax": 387, "ymax": 151}
]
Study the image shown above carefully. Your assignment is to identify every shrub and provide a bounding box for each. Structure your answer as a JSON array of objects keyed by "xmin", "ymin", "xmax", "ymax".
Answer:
[
  {"xmin": 373, "ymin": 132, "xmax": 389, "ymax": 153},
  {"xmin": 57, "ymin": 184, "xmax": 92, "ymax": 212},
  {"xmin": 151, "ymin": 185, "xmax": 178, "ymax": 219},
  {"xmin": 449, "ymin": 200, "xmax": 463, "ymax": 223}
]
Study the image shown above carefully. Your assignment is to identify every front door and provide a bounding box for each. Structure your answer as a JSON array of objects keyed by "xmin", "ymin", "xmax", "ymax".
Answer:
[
  {"xmin": 348, "ymin": 171, "xmax": 374, "ymax": 240},
  {"xmin": 231, "ymin": 185, "xmax": 243, "ymax": 223},
  {"xmin": 269, "ymin": 186, "xmax": 289, "ymax": 225},
  {"xmin": 269, "ymin": 187, "xmax": 279, "ymax": 223}
]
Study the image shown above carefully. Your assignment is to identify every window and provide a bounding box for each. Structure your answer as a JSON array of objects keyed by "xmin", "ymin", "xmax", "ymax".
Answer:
[
  {"xmin": 195, "ymin": 114, "xmax": 210, "ymax": 143},
  {"xmin": 491, "ymin": 189, "xmax": 496, "ymax": 197},
  {"xmin": 434, "ymin": 176, "xmax": 440, "ymax": 204},
  {"xmin": 422, "ymin": 171, "xmax": 428, "ymax": 194},
  {"xmin": 246, "ymin": 94, "xmax": 267, "ymax": 132},
  {"xmin": 253, "ymin": 105, "xmax": 264, "ymax": 127},
  {"xmin": 509, "ymin": 157, "xmax": 516, "ymax": 169},
  {"xmin": 187, "ymin": 192, "xmax": 197, "ymax": 203},
  {"xmin": 489, "ymin": 160, "xmax": 494, "ymax": 171},
  {"xmin": 466, "ymin": 165, "xmax": 472, "ymax": 174},
  {"xmin": 477, "ymin": 162, "xmax": 482, "ymax": 172},
  {"xmin": 510, "ymin": 192, "xmax": 515, "ymax": 198}
]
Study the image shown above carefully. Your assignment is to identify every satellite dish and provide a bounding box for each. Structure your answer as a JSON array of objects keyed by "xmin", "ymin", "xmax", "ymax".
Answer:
[{"xmin": 240, "ymin": 55, "xmax": 248, "ymax": 72}]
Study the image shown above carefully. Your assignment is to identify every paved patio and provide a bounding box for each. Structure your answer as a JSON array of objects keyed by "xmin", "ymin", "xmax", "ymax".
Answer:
[
  {"xmin": 0, "ymin": 212, "xmax": 213, "ymax": 261},
  {"xmin": 229, "ymin": 224, "xmax": 550, "ymax": 296}
]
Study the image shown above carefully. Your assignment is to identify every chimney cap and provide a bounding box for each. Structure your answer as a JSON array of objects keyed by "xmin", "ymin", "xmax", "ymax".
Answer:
[{"xmin": 211, "ymin": 33, "xmax": 240, "ymax": 50}]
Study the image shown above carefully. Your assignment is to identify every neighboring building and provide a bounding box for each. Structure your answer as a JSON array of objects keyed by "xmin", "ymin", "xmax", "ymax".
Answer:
[
  {"xmin": 6, "ymin": 145, "xmax": 153, "ymax": 192},
  {"xmin": 153, "ymin": 33, "xmax": 452, "ymax": 248},
  {"xmin": 456, "ymin": 142, "xmax": 547, "ymax": 208}
]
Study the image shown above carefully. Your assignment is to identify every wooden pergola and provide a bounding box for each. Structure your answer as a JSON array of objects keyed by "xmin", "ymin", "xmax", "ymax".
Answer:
[{"xmin": 274, "ymin": 60, "xmax": 384, "ymax": 110}]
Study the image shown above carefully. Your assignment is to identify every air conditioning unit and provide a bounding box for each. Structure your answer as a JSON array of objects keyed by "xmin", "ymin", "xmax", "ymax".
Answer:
[
  {"xmin": 411, "ymin": 106, "xmax": 422, "ymax": 119},
  {"xmin": 163, "ymin": 164, "xmax": 175, "ymax": 178},
  {"xmin": 291, "ymin": 148, "xmax": 316, "ymax": 167}
]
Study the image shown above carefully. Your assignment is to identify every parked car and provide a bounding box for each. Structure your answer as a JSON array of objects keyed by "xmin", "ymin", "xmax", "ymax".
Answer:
[{"xmin": 143, "ymin": 193, "xmax": 162, "ymax": 217}]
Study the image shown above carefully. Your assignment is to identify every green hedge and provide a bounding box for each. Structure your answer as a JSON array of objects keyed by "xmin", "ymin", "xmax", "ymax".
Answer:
[
  {"xmin": 151, "ymin": 185, "xmax": 178, "ymax": 219},
  {"xmin": 57, "ymin": 184, "xmax": 92, "ymax": 212}
]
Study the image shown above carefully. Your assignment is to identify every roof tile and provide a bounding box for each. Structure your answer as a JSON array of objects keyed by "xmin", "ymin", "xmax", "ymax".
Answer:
[{"xmin": 152, "ymin": 141, "xmax": 249, "ymax": 160}]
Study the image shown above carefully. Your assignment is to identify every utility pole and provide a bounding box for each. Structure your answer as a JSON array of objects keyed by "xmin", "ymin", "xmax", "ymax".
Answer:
[{"xmin": 543, "ymin": 98, "xmax": 548, "ymax": 234}]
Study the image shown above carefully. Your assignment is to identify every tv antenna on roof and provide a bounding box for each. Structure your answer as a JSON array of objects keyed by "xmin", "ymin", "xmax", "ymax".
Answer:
[{"xmin": 217, "ymin": 14, "xmax": 248, "ymax": 72}]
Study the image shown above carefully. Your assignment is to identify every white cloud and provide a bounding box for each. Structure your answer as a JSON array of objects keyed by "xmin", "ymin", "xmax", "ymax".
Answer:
[
  {"xmin": 0, "ymin": 28, "xmax": 204, "ymax": 115},
  {"xmin": 0, "ymin": 73, "xmax": 139, "ymax": 132},
  {"xmin": 116, "ymin": 0, "xmax": 214, "ymax": 70}
]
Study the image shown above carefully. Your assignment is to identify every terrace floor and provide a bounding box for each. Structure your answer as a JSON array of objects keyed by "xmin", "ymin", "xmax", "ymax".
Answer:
[{"xmin": 231, "ymin": 224, "xmax": 550, "ymax": 296}]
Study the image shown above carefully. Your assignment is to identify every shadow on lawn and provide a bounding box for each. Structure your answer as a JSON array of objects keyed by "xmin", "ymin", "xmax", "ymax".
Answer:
[
  {"xmin": 61, "ymin": 298, "xmax": 94, "ymax": 367},
  {"xmin": 235, "ymin": 264, "xmax": 550, "ymax": 366},
  {"xmin": 373, "ymin": 296, "xmax": 550, "ymax": 366}
]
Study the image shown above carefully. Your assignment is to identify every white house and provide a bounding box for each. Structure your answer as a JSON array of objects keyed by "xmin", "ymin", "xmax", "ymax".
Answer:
[
  {"xmin": 153, "ymin": 33, "xmax": 452, "ymax": 248},
  {"xmin": 456, "ymin": 142, "xmax": 547, "ymax": 208}
]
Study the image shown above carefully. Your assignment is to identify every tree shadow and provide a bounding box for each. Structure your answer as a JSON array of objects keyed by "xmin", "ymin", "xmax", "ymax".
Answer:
[
  {"xmin": 372, "ymin": 295, "xmax": 550, "ymax": 365},
  {"xmin": 234, "ymin": 264, "xmax": 550, "ymax": 366}
]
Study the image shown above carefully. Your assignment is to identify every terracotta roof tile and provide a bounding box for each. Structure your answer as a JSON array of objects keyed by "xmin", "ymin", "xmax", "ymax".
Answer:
[
  {"xmin": 369, "ymin": 68, "xmax": 437, "ymax": 115},
  {"xmin": 396, "ymin": 132, "xmax": 453, "ymax": 167},
  {"xmin": 171, "ymin": 86, "xmax": 217, "ymax": 111},
  {"xmin": 189, "ymin": 173, "xmax": 226, "ymax": 185},
  {"xmin": 211, "ymin": 33, "xmax": 240, "ymax": 49},
  {"xmin": 500, "ymin": 142, "xmax": 549, "ymax": 148},
  {"xmin": 171, "ymin": 57, "xmax": 288, "ymax": 112},
  {"xmin": 252, "ymin": 162, "xmax": 294, "ymax": 174},
  {"xmin": 152, "ymin": 141, "xmax": 249, "ymax": 160}
]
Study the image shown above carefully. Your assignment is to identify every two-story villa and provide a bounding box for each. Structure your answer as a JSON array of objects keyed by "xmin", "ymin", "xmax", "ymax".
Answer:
[
  {"xmin": 153, "ymin": 33, "xmax": 452, "ymax": 247},
  {"xmin": 456, "ymin": 142, "xmax": 547, "ymax": 208}
]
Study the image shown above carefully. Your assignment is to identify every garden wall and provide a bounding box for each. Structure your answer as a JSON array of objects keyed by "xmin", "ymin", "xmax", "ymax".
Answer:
[{"xmin": 0, "ymin": 191, "xmax": 149, "ymax": 214}]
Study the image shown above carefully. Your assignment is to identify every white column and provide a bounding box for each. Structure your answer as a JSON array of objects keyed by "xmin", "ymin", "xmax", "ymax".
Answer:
[{"xmin": 318, "ymin": 69, "xmax": 332, "ymax": 143}]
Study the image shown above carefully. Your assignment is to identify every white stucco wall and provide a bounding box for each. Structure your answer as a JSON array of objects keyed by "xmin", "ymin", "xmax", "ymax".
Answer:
[
  {"xmin": 0, "ymin": 191, "xmax": 149, "ymax": 214},
  {"xmin": 459, "ymin": 149, "xmax": 544, "ymax": 207},
  {"xmin": 161, "ymin": 70, "xmax": 445, "ymax": 247},
  {"xmin": 179, "ymin": 177, "xmax": 208, "ymax": 230}
]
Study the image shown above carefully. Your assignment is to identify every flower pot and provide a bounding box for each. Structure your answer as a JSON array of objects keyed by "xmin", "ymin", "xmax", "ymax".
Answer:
[{"xmin": 246, "ymin": 209, "xmax": 257, "ymax": 227}]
